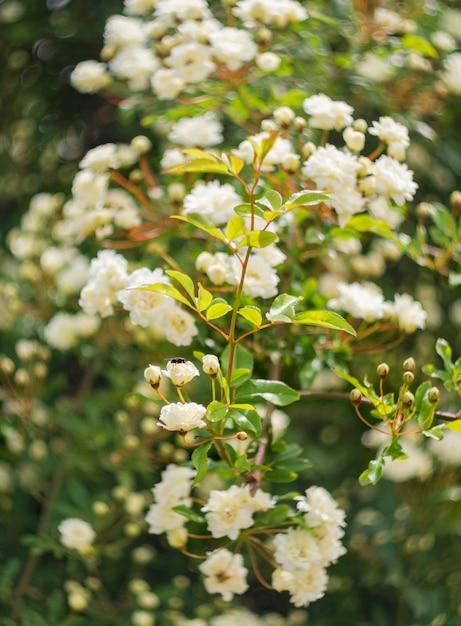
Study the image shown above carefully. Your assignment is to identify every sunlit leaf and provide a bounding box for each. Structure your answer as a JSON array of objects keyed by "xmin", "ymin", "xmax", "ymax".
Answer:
[
  {"xmin": 206, "ymin": 299, "xmax": 233, "ymax": 320},
  {"xmin": 226, "ymin": 215, "xmax": 246, "ymax": 242},
  {"xmin": 139, "ymin": 282, "xmax": 190, "ymax": 307},
  {"xmin": 166, "ymin": 270, "xmax": 195, "ymax": 301},
  {"xmin": 293, "ymin": 310, "xmax": 356, "ymax": 335},
  {"xmin": 266, "ymin": 294, "xmax": 301, "ymax": 322},
  {"xmin": 238, "ymin": 230, "xmax": 278, "ymax": 248},
  {"xmin": 196, "ymin": 284, "xmax": 213, "ymax": 312},
  {"xmin": 238, "ymin": 305, "xmax": 262, "ymax": 327},
  {"xmin": 283, "ymin": 189, "xmax": 331, "ymax": 210}
]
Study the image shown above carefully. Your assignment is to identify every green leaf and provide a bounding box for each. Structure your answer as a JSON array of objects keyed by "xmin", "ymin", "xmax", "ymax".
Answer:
[
  {"xmin": 223, "ymin": 153, "xmax": 245, "ymax": 176},
  {"xmin": 139, "ymin": 282, "xmax": 191, "ymax": 307},
  {"xmin": 359, "ymin": 455, "xmax": 385, "ymax": 485},
  {"xmin": 181, "ymin": 148, "xmax": 221, "ymax": 161},
  {"xmin": 221, "ymin": 343, "xmax": 254, "ymax": 376},
  {"xmin": 165, "ymin": 158, "xmax": 229, "ymax": 175},
  {"xmin": 401, "ymin": 34, "xmax": 438, "ymax": 59},
  {"xmin": 229, "ymin": 408, "xmax": 262, "ymax": 436},
  {"xmin": 445, "ymin": 419, "xmax": 461, "ymax": 433},
  {"xmin": 259, "ymin": 190, "xmax": 283, "ymax": 210},
  {"xmin": 173, "ymin": 214, "xmax": 227, "ymax": 243},
  {"xmin": 207, "ymin": 400, "xmax": 229, "ymax": 422},
  {"xmin": 166, "ymin": 270, "xmax": 195, "ymax": 301},
  {"xmin": 422, "ymin": 425, "xmax": 446, "ymax": 440},
  {"xmin": 266, "ymin": 293, "xmax": 302, "ymax": 322},
  {"xmin": 226, "ymin": 215, "xmax": 246, "ymax": 242},
  {"xmin": 332, "ymin": 368, "xmax": 378, "ymax": 403},
  {"xmin": 283, "ymin": 189, "xmax": 331, "ymax": 210},
  {"xmin": 345, "ymin": 214, "xmax": 393, "ymax": 236},
  {"xmin": 192, "ymin": 441, "xmax": 212, "ymax": 485},
  {"xmin": 293, "ymin": 310, "xmax": 356, "ymax": 335},
  {"xmin": 233, "ymin": 203, "xmax": 266, "ymax": 219},
  {"xmin": 435, "ymin": 338, "xmax": 454, "ymax": 374},
  {"xmin": 238, "ymin": 230, "xmax": 278, "ymax": 248},
  {"xmin": 255, "ymin": 504, "xmax": 290, "ymax": 526},
  {"xmin": 172, "ymin": 504, "xmax": 206, "ymax": 524},
  {"xmin": 230, "ymin": 368, "xmax": 252, "ymax": 387},
  {"xmin": 196, "ymin": 283, "xmax": 213, "ymax": 311},
  {"xmin": 237, "ymin": 379, "xmax": 300, "ymax": 406},
  {"xmin": 206, "ymin": 299, "xmax": 233, "ymax": 320},
  {"xmin": 266, "ymin": 469, "xmax": 298, "ymax": 483},
  {"xmin": 238, "ymin": 305, "xmax": 262, "ymax": 327}
]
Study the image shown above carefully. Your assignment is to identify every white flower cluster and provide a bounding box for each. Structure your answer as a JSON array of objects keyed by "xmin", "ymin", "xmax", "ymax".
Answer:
[
  {"xmin": 145, "ymin": 464, "xmax": 196, "ymax": 548},
  {"xmin": 53, "ymin": 145, "xmax": 143, "ymax": 245},
  {"xmin": 70, "ymin": 0, "xmax": 307, "ymax": 108},
  {"xmin": 44, "ymin": 312, "xmax": 101, "ymax": 351},
  {"xmin": 328, "ymin": 281, "xmax": 427, "ymax": 333},
  {"xmin": 79, "ymin": 250, "xmax": 198, "ymax": 346},
  {"xmin": 272, "ymin": 486, "xmax": 346, "ymax": 607},
  {"xmin": 196, "ymin": 243, "xmax": 286, "ymax": 300},
  {"xmin": 201, "ymin": 484, "xmax": 275, "ymax": 540},
  {"xmin": 58, "ymin": 518, "xmax": 96, "ymax": 553}
]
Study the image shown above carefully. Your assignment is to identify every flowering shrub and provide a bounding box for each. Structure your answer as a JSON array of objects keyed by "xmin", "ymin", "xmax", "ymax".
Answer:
[{"xmin": 2, "ymin": 1, "xmax": 461, "ymax": 624}]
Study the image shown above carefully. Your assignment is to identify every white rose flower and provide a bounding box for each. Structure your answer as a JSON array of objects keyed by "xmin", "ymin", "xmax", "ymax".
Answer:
[
  {"xmin": 44, "ymin": 313, "xmax": 79, "ymax": 350},
  {"xmin": 328, "ymin": 281, "xmax": 386, "ymax": 323},
  {"xmin": 198, "ymin": 549, "xmax": 249, "ymax": 601},
  {"xmin": 72, "ymin": 169, "xmax": 109, "ymax": 208},
  {"xmin": 79, "ymin": 250, "xmax": 128, "ymax": 318},
  {"xmin": 154, "ymin": 0, "xmax": 211, "ymax": 23},
  {"xmin": 303, "ymin": 94, "xmax": 354, "ymax": 131},
  {"xmin": 356, "ymin": 53, "xmax": 395, "ymax": 82},
  {"xmin": 79, "ymin": 144, "xmax": 119, "ymax": 172},
  {"xmin": 58, "ymin": 518, "xmax": 96, "ymax": 552},
  {"xmin": 209, "ymin": 28, "xmax": 257, "ymax": 71},
  {"xmin": 202, "ymin": 486, "xmax": 255, "ymax": 540},
  {"xmin": 383, "ymin": 441, "xmax": 432, "ymax": 482},
  {"xmin": 124, "ymin": 0, "xmax": 156, "ymax": 15},
  {"xmin": 104, "ymin": 15, "xmax": 147, "ymax": 48},
  {"xmin": 371, "ymin": 155, "xmax": 418, "ymax": 205},
  {"xmin": 428, "ymin": 430, "xmax": 461, "ymax": 468},
  {"xmin": 56, "ymin": 255, "xmax": 90, "ymax": 295},
  {"xmin": 162, "ymin": 359, "xmax": 200, "ymax": 386},
  {"xmin": 168, "ymin": 113, "xmax": 224, "ymax": 147},
  {"xmin": 183, "ymin": 180, "xmax": 242, "ymax": 226},
  {"xmin": 157, "ymin": 402, "xmax": 206, "ymax": 433},
  {"xmin": 144, "ymin": 364, "xmax": 162, "ymax": 386},
  {"xmin": 256, "ymin": 51, "xmax": 281, "ymax": 72},
  {"xmin": 227, "ymin": 253, "xmax": 280, "ymax": 299},
  {"xmin": 165, "ymin": 42, "xmax": 215, "ymax": 83},
  {"xmin": 442, "ymin": 52, "xmax": 461, "ymax": 95},
  {"xmin": 109, "ymin": 46, "xmax": 159, "ymax": 90},
  {"xmin": 233, "ymin": 0, "xmax": 307, "ymax": 26},
  {"xmin": 161, "ymin": 306, "xmax": 198, "ymax": 346},
  {"xmin": 117, "ymin": 267, "xmax": 173, "ymax": 327},
  {"xmin": 272, "ymin": 563, "xmax": 329, "ymax": 607},
  {"xmin": 151, "ymin": 68, "xmax": 186, "ymax": 100},
  {"xmin": 385, "ymin": 293, "xmax": 427, "ymax": 333},
  {"xmin": 70, "ymin": 61, "xmax": 112, "ymax": 93},
  {"xmin": 152, "ymin": 464, "xmax": 196, "ymax": 503},
  {"xmin": 273, "ymin": 527, "xmax": 321, "ymax": 571},
  {"xmin": 202, "ymin": 354, "xmax": 220, "ymax": 376}
]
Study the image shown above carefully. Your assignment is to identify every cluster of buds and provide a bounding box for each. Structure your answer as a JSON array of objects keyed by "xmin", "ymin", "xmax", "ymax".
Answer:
[{"xmin": 349, "ymin": 357, "xmax": 440, "ymax": 437}]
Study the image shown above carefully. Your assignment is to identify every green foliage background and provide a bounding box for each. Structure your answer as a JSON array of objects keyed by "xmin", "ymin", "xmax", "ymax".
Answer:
[{"xmin": 1, "ymin": 1, "xmax": 461, "ymax": 625}]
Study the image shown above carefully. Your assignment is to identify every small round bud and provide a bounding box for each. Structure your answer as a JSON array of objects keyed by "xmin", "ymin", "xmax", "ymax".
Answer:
[
  {"xmin": 93, "ymin": 501, "xmax": 109, "ymax": 516},
  {"xmin": 377, "ymin": 363, "xmax": 390, "ymax": 378},
  {"xmin": 402, "ymin": 371, "xmax": 414, "ymax": 384},
  {"xmin": 129, "ymin": 579, "xmax": 150, "ymax": 595},
  {"xmin": 131, "ymin": 135, "xmax": 151, "ymax": 154},
  {"xmin": 416, "ymin": 202, "xmax": 431, "ymax": 221},
  {"xmin": 302, "ymin": 142, "xmax": 316, "ymax": 160},
  {"xmin": 202, "ymin": 354, "xmax": 220, "ymax": 377},
  {"xmin": 124, "ymin": 522, "xmax": 142, "ymax": 537},
  {"xmin": 129, "ymin": 169, "xmax": 143, "ymax": 184},
  {"xmin": 255, "ymin": 27, "xmax": 272, "ymax": 45},
  {"xmin": 427, "ymin": 386, "xmax": 440, "ymax": 403},
  {"xmin": 281, "ymin": 152, "xmax": 300, "ymax": 173},
  {"xmin": 167, "ymin": 182, "xmax": 186, "ymax": 202},
  {"xmin": 293, "ymin": 116, "xmax": 307, "ymax": 132},
  {"xmin": 273, "ymin": 106, "xmax": 295, "ymax": 128},
  {"xmin": 0, "ymin": 356, "xmax": 15, "ymax": 375},
  {"xmin": 236, "ymin": 431, "xmax": 248, "ymax": 440},
  {"xmin": 402, "ymin": 391, "xmax": 414, "ymax": 408},
  {"xmin": 138, "ymin": 591, "xmax": 160, "ymax": 610},
  {"xmin": 353, "ymin": 118, "xmax": 368, "ymax": 133},
  {"xmin": 450, "ymin": 190, "xmax": 461, "ymax": 213},
  {"xmin": 261, "ymin": 119, "xmax": 278, "ymax": 132},
  {"xmin": 343, "ymin": 127, "xmax": 365, "ymax": 152},
  {"xmin": 144, "ymin": 364, "xmax": 162, "ymax": 388},
  {"xmin": 255, "ymin": 52, "xmax": 281, "ymax": 72},
  {"xmin": 403, "ymin": 357, "xmax": 416, "ymax": 372},
  {"xmin": 112, "ymin": 485, "xmax": 128, "ymax": 501},
  {"xmin": 123, "ymin": 435, "xmax": 140, "ymax": 450},
  {"xmin": 350, "ymin": 389, "xmax": 362, "ymax": 405},
  {"xmin": 68, "ymin": 591, "xmax": 88, "ymax": 612}
]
